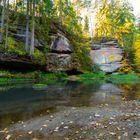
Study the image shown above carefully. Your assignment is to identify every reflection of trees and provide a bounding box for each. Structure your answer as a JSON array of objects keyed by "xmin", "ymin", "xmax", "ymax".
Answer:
[{"xmin": 119, "ymin": 84, "xmax": 140, "ymax": 100}]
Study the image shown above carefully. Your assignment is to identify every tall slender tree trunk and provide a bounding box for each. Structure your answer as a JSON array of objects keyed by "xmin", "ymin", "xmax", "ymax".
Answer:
[
  {"xmin": 0, "ymin": 0, "xmax": 6, "ymax": 43},
  {"xmin": 25, "ymin": 0, "xmax": 29, "ymax": 52},
  {"xmin": 30, "ymin": 0, "xmax": 35, "ymax": 56},
  {"xmin": 110, "ymin": 0, "xmax": 114, "ymax": 37},
  {"xmin": 59, "ymin": 0, "xmax": 62, "ymax": 23},
  {"xmin": 5, "ymin": 0, "xmax": 9, "ymax": 50},
  {"xmin": 14, "ymin": 0, "xmax": 17, "ymax": 12}
]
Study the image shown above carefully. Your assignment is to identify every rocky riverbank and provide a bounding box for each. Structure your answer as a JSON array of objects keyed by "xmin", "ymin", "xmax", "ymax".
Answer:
[{"xmin": 0, "ymin": 101, "xmax": 140, "ymax": 140}]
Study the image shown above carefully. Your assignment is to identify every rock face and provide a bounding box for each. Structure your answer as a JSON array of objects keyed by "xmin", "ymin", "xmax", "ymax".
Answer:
[
  {"xmin": 46, "ymin": 53, "xmax": 72, "ymax": 71},
  {"xmin": 11, "ymin": 29, "xmax": 43, "ymax": 48},
  {"xmin": 51, "ymin": 34, "xmax": 73, "ymax": 53},
  {"xmin": 46, "ymin": 34, "xmax": 74, "ymax": 72},
  {"xmin": 90, "ymin": 42, "xmax": 123, "ymax": 73}
]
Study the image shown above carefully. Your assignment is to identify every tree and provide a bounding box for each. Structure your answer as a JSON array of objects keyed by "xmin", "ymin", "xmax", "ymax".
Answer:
[
  {"xmin": 94, "ymin": 0, "xmax": 136, "ymax": 66},
  {"xmin": 30, "ymin": 0, "xmax": 36, "ymax": 56},
  {"xmin": 25, "ymin": 0, "xmax": 29, "ymax": 53},
  {"xmin": 0, "ymin": 0, "xmax": 6, "ymax": 43},
  {"xmin": 84, "ymin": 15, "xmax": 89, "ymax": 32},
  {"xmin": 5, "ymin": 0, "xmax": 9, "ymax": 49}
]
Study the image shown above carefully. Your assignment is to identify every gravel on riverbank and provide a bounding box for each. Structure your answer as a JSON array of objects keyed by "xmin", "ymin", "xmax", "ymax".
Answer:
[{"xmin": 0, "ymin": 101, "xmax": 140, "ymax": 140}]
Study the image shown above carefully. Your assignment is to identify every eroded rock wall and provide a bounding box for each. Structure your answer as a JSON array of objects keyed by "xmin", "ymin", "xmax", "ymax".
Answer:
[
  {"xmin": 46, "ymin": 34, "xmax": 74, "ymax": 72},
  {"xmin": 90, "ymin": 47, "xmax": 123, "ymax": 73}
]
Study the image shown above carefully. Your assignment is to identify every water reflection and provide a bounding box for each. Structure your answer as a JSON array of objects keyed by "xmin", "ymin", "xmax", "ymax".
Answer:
[{"xmin": 0, "ymin": 80, "xmax": 140, "ymax": 129}]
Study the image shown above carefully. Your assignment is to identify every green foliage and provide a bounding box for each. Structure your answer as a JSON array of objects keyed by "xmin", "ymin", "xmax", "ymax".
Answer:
[
  {"xmin": 7, "ymin": 37, "xmax": 26, "ymax": 56},
  {"xmin": 94, "ymin": 0, "xmax": 137, "ymax": 69},
  {"xmin": 107, "ymin": 74, "xmax": 140, "ymax": 84},
  {"xmin": 78, "ymin": 72, "xmax": 106, "ymax": 80},
  {"xmin": 84, "ymin": 16, "xmax": 89, "ymax": 32},
  {"xmin": 33, "ymin": 49, "xmax": 46, "ymax": 64}
]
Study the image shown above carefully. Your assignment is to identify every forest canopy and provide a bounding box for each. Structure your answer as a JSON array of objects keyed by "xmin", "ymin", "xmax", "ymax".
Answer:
[{"xmin": 0, "ymin": 0, "xmax": 140, "ymax": 72}]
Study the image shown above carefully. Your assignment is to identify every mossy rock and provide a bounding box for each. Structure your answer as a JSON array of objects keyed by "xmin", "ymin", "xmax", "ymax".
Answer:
[{"xmin": 33, "ymin": 84, "xmax": 48, "ymax": 90}]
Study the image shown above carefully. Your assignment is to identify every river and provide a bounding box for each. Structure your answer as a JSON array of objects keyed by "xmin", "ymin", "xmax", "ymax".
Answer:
[{"xmin": 0, "ymin": 80, "xmax": 140, "ymax": 139}]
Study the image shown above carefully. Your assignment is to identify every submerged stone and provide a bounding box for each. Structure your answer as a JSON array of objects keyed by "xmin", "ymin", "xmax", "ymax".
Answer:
[{"xmin": 33, "ymin": 84, "xmax": 48, "ymax": 90}]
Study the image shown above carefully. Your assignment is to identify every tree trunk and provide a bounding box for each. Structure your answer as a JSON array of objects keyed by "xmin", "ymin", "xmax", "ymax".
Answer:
[
  {"xmin": 25, "ymin": 0, "xmax": 29, "ymax": 53},
  {"xmin": 5, "ymin": 0, "xmax": 9, "ymax": 50},
  {"xmin": 14, "ymin": 0, "xmax": 17, "ymax": 12},
  {"xmin": 0, "ymin": 0, "xmax": 6, "ymax": 43},
  {"xmin": 30, "ymin": 0, "xmax": 35, "ymax": 56}
]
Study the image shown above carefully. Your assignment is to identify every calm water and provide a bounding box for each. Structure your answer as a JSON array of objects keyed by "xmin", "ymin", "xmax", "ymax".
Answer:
[{"xmin": 0, "ymin": 80, "xmax": 140, "ymax": 129}]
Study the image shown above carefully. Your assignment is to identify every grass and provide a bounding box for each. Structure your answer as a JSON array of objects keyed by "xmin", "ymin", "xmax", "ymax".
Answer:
[
  {"xmin": 77, "ymin": 72, "xmax": 106, "ymax": 80},
  {"xmin": 106, "ymin": 73, "xmax": 140, "ymax": 84},
  {"xmin": 0, "ymin": 70, "xmax": 140, "ymax": 86},
  {"xmin": 73, "ymin": 72, "xmax": 140, "ymax": 84}
]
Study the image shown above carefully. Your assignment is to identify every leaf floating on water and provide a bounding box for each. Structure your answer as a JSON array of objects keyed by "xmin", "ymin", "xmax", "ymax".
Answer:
[
  {"xmin": 117, "ymin": 127, "xmax": 121, "ymax": 131},
  {"xmin": 56, "ymin": 127, "xmax": 59, "ymax": 130},
  {"xmin": 105, "ymin": 104, "xmax": 109, "ymax": 106},
  {"xmin": 118, "ymin": 136, "xmax": 121, "ymax": 139},
  {"xmin": 123, "ymin": 132, "xmax": 128, "ymax": 136},
  {"xmin": 64, "ymin": 138, "xmax": 69, "ymax": 140},
  {"xmin": 5, "ymin": 135, "xmax": 11, "ymax": 140},
  {"xmin": 4, "ymin": 128, "xmax": 8, "ymax": 131},
  {"xmin": 42, "ymin": 124, "xmax": 47, "ymax": 128},
  {"xmin": 89, "ymin": 116, "xmax": 92, "ymax": 119},
  {"xmin": 28, "ymin": 131, "xmax": 33, "ymax": 134},
  {"xmin": 5, "ymin": 130, "xmax": 9, "ymax": 134},
  {"xmin": 64, "ymin": 126, "xmax": 69, "ymax": 129},
  {"xmin": 75, "ymin": 131, "xmax": 79, "ymax": 134},
  {"xmin": 110, "ymin": 117, "xmax": 115, "ymax": 120},
  {"xmin": 109, "ymin": 132, "xmax": 116, "ymax": 136},
  {"xmin": 99, "ymin": 133, "xmax": 103, "ymax": 137},
  {"xmin": 95, "ymin": 113, "xmax": 100, "ymax": 117},
  {"xmin": 46, "ymin": 110, "xmax": 50, "ymax": 113},
  {"xmin": 69, "ymin": 121, "xmax": 73, "ymax": 124},
  {"xmin": 32, "ymin": 138, "xmax": 39, "ymax": 140},
  {"xmin": 1, "ymin": 128, "xmax": 9, "ymax": 134},
  {"xmin": 54, "ymin": 127, "xmax": 59, "ymax": 132},
  {"xmin": 0, "ymin": 130, "xmax": 4, "ymax": 133}
]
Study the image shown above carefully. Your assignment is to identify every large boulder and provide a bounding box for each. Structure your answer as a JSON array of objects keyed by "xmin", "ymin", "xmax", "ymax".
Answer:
[
  {"xmin": 46, "ymin": 53, "xmax": 73, "ymax": 72},
  {"xmin": 90, "ymin": 47, "xmax": 123, "ymax": 73},
  {"xmin": 50, "ymin": 34, "xmax": 73, "ymax": 53},
  {"xmin": 46, "ymin": 34, "xmax": 75, "ymax": 72}
]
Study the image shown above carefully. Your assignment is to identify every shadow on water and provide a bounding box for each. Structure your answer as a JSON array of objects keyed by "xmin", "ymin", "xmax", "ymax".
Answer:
[{"xmin": 0, "ymin": 80, "xmax": 140, "ymax": 129}]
